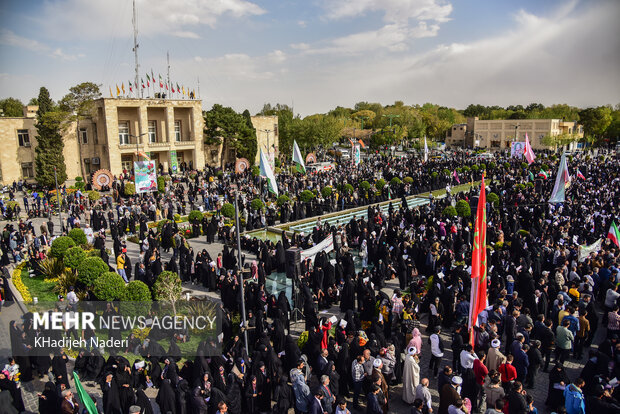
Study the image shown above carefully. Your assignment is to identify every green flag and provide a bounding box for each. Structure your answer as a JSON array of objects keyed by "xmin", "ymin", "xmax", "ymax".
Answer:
[{"xmin": 73, "ymin": 371, "xmax": 98, "ymax": 414}]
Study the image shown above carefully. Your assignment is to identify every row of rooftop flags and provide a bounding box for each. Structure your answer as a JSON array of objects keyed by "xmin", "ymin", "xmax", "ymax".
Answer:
[{"xmin": 109, "ymin": 70, "xmax": 195, "ymax": 99}]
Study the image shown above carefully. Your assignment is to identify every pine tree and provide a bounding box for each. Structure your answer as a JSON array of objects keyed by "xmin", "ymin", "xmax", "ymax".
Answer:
[{"xmin": 34, "ymin": 87, "xmax": 68, "ymax": 187}]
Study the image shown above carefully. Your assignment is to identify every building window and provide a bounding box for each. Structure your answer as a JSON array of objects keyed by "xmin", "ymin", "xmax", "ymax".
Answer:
[
  {"xmin": 490, "ymin": 141, "xmax": 500, "ymax": 148},
  {"xmin": 148, "ymin": 121, "xmax": 157, "ymax": 143},
  {"xmin": 174, "ymin": 120, "xmax": 181, "ymax": 141},
  {"xmin": 80, "ymin": 128, "xmax": 88, "ymax": 144},
  {"xmin": 119, "ymin": 122, "xmax": 130, "ymax": 145},
  {"xmin": 21, "ymin": 162, "xmax": 34, "ymax": 178},
  {"xmin": 17, "ymin": 130, "xmax": 30, "ymax": 147}
]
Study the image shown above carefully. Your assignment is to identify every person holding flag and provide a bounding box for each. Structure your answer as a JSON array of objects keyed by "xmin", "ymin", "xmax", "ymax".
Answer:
[{"xmin": 292, "ymin": 140, "xmax": 306, "ymax": 173}]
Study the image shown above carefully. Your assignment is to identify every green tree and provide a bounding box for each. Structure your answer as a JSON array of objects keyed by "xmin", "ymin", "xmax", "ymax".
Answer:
[
  {"xmin": 34, "ymin": 87, "xmax": 68, "ymax": 187},
  {"xmin": 153, "ymin": 270, "xmax": 183, "ymax": 315},
  {"xmin": 0, "ymin": 97, "xmax": 24, "ymax": 117},
  {"xmin": 579, "ymin": 106, "xmax": 612, "ymax": 143},
  {"xmin": 59, "ymin": 82, "xmax": 102, "ymax": 179},
  {"xmin": 240, "ymin": 109, "xmax": 258, "ymax": 162},
  {"xmin": 204, "ymin": 104, "xmax": 256, "ymax": 166},
  {"xmin": 258, "ymin": 103, "xmax": 295, "ymax": 155}
]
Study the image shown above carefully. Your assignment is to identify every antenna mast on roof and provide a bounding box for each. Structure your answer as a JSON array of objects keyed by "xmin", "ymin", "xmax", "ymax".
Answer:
[
  {"xmin": 167, "ymin": 51, "xmax": 171, "ymax": 98},
  {"xmin": 132, "ymin": 0, "xmax": 141, "ymax": 98}
]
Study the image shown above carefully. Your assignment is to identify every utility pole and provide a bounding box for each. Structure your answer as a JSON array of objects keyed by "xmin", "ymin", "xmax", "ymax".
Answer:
[
  {"xmin": 54, "ymin": 167, "xmax": 63, "ymax": 234},
  {"xmin": 132, "ymin": 0, "xmax": 141, "ymax": 98},
  {"xmin": 234, "ymin": 193, "xmax": 249, "ymax": 353},
  {"xmin": 382, "ymin": 114, "xmax": 400, "ymax": 128}
]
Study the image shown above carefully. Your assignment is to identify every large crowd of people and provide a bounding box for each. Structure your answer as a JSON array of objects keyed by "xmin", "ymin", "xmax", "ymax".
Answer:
[{"xmin": 1, "ymin": 148, "xmax": 620, "ymax": 414}]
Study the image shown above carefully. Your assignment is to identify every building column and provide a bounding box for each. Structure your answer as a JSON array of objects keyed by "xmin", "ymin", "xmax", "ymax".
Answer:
[
  {"xmin": 192, "ymin": 105, "xmax": 205, "ymax": 170},
  {"xmin": 138, "ymin": 106, "xmax": 148, "ymax": 145},
  {"xmin": 165, "ymin": 107, "xmax": 174, "ymax": 143}
]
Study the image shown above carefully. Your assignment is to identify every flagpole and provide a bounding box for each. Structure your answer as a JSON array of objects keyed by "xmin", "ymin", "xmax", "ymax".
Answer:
[{"xmin": 234, "ymin": 192, "xmax": 250, "ymax": 353}]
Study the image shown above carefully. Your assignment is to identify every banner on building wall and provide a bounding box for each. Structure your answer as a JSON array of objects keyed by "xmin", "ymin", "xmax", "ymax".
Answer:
[
  {"xmin": 510, "ymin": 142, "xmax": 525, "ymax": 158},
  {"xmin": 170, "ymin": 150, "xmax": 179, "ymax": 173},
  {"xmin": 134, "ymin": 160, "xmax": 157, "ymax": 193}
]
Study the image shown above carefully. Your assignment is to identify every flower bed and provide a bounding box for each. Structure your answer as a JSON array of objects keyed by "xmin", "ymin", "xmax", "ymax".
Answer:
[{"xmin": 11, "ymin": 262, "xmax": 31, "ymax": 303}]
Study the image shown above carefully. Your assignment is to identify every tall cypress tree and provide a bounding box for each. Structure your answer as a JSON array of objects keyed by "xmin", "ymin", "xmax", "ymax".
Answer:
[{"xmin": 34, "ymin": 87, "xmax": 67, "ymax": 187}]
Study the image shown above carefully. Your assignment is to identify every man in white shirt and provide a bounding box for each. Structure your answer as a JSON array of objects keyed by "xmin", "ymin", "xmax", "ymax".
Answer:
[
  {"xmin": 429, "ymin": 326, "xmax": 444, "ymax": 377},
  {"xmin": 460, "ymin": 344, "xmax": 478, "ymax": 372}
]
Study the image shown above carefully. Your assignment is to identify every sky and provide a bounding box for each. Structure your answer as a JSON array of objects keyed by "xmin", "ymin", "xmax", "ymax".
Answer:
[{"xmin": 0, "ymin": 0, "xmax": 618, "ymax": 116}]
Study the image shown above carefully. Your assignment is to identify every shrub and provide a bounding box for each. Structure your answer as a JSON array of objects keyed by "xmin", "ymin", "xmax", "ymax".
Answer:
[
  {"xmin": 455, "ymin": 200, "xmax": 471, "ymax": 217},
  {"xmin": 515, "ymin": 183, "xmax": 526, "ymax": 190},
  {"xmin": 124, "ymin": 182, "xmax": 135, "ymax": 196},
  {"xmin": 390, "ymin": 177, "xmax": 402, "ymax": 186},
  {"xmin": 487, "ymin": 162, "xmax": 496, "ymax": 171},
  {"xmin": 471, "ymin": 165, "xmax": 479, "ymax": 172},
  {"xmin": 250, "ymin": 198, "xmax": 264, "ymax": 211},
  {"xmin": 456, "ymin": 167, "xmax": 462, "ymax": 173},
  {"xmin": 188, "ymin": 210, "xmax": 203, "ymax": 223},
  {"xmin": 541, "ymin": 163, "xmax": 550, "ymax": 171},
  {"xmin": 518, "ymin": 229, "xmax": 530, "ymax": 237},
  {"xmin": 93, "ymin": 271, "xmax": 126, "ymax": 301},
  {"xmin": 274, "ymin": 167, "xmax": 281, "ymax": 174},
  {"xmin": 404, "ymin": 176, "xmax": 413, "ymax": 184},
  {"xmin": 526, "ymin": 182, "xmax": 534, "ymax": 188},
  {"xmin": 520, "ymin": 162, "xmax": 528, "ymax": 169},
  {"xmin": 461, "ymin": 166, "xmax": 471, "ymax": 173},
  {"xmin": 443, "ymin": 168, "xmax": 451, "ymax": 176},
  {"xmin": 343, "ymin": 184, "xmax": 354, "ymax": 195},
  {"xmin": 157, "ymin": 176, "xmax": 165, "ymax": 193},
  {"xmin": 375, "ymin": 178, "xmax": 386, "ymax": 190},
  {"xmin": 64, "ymin": 247, "xmax": 86, "ymax": 270},
  {"xmin": 275, "ymin": 158, "xmax": 281, "ymax": 167},
  {"xmin": 221, "ymin": 203, "xmax": 235, "ymax": 218},
  {"xmin": 359, "ymin": 181, "xmax": 370, "ymax": 192},
  {"xmin": 173, "ymin": 213, "xmax": 181, "ymax": 222},
  {"xmin": 189, "ymin": 172, "xmax": 197, "ymax": 180},
  {"xmin": 277, "ymin": 195, "xmax": 291, "ymax": 206},
  {"xmin": 479, "ymin": 163, "xmax": 486, "ymax": 171},
  {"xmin": 321, "ymin": 186, "xmax": 333, "ymax": 198},
  {"xmin": 88, "ymin": 190, "xmax": 101, "ymax": 202},
  {"xmin": 487, "ymin": 192, "xmax": 500, "ymax": 207},
  {"xmin": 503, "ymin": 162, "xmax": 511, "ymax": 169},
  {"xmin": 68, "ymin": 228, "xmax": 87, "ymax": 245},
  {"xmin": 50, "ymin": 236, "xmax": 76, "ymax": 259},
  {"xmin": 77, "ymin": 256, "xmax": 108, "ymax": 287},
  {"xmin": 251, "ymin": 166, "xmax": 260, "ymax": 177},
  {"xmin": 123, "ymin": 280, "xmax": 152, "ymax": 301},
  {"xmin": 443, "ymin": 206, "xmax": 457, "ymax": 217},
  {"xmin": 430, "ymin": 172, "xmax": 438, "ymax": 179},
  {"xmin": 299, "ymin": 190, "xmax": 315, "ymax": 202},
  {"xmin": 74, "ymin": 179, "xmax": 85, "ymax": 191}
]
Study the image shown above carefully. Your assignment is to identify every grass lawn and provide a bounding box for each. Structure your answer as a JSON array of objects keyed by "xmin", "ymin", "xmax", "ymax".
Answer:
[{"xmin": 20, "ymin": 268, "xmax": 58, "ymax": 302}]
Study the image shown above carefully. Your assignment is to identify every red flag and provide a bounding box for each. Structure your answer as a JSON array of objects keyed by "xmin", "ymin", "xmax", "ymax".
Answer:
[
  {"xmin": 468, "ymin": 175, "xmax": 487, "ymax": 345},
  {"xmin": 358, "ymin": 139, "xmax": 366, "ymax": 149}
]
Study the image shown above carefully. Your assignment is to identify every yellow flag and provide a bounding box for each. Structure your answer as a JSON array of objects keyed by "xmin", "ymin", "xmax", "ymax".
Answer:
[
  {"xmin": 109, "ymin": 86, "xmax": 113, "ymax": 98},
  {"xmin": 116, "ymin": 84, "xmax": 120, "ymax": 96},
  {"xmin": 121, "ymin": 83, "xmax": 125, "ymax": 94},
  {"xmin": 182, "ymin": 86, "xmax": 185, "ymax": 95}
]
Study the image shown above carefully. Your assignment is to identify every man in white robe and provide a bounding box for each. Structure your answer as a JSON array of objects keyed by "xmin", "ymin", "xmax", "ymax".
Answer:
[{"xmin": 402, "ymin": 346, "xmax": 420, "ymax": 404}]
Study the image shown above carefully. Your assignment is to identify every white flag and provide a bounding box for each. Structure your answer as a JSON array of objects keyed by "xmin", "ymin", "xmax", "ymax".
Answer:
[
  {"xmin": 424, "ymin": 136, "xmax": 429, "ymax": 162},
  {"xmin": 259, "ymin": 149, "xmax": 278, "ymax": 196}
]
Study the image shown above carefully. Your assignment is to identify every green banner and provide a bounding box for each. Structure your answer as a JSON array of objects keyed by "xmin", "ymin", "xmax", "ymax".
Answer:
[{"xmin": 170, "ymin": 150, "xmax": 178, "ymax": 173}]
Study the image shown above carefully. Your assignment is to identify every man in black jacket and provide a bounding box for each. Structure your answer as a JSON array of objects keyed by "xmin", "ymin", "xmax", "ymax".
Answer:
[
  {"xmin": 525, "ymin": 340, "xmax": 542, "ymax": 389},
  {"xmin": 507, "ymin": 381, "xmax": 528, "ymax": 414},
  {"xmin": 451, "ymin": 325, "xmax": 465, "ymax": 374}
]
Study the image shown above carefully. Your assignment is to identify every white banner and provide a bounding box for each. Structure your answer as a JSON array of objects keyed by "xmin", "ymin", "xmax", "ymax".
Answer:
[
  {"xmin": 578, "ymin": 239, "xmax": 602, "ymax": 262},
  {"xmin": 510, "ymin": 142, "xmax": 525, "ymax": 158},
  {"xmin": 300, "ymin": 234, "xmax": 334, "ymax": 262}
]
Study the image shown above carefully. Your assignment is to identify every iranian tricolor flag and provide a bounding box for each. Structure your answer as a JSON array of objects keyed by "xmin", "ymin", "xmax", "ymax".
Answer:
[
  {"xmin": 576, "ymin": 169, "xmax": 585, "ymax": 180},
  {"xmin": 538, "ymin": 169, "xmax": 548, "ymax": 179},
  {"xmin": 608, "ymin": 221, "xmax": 620, "ymax": 247}
]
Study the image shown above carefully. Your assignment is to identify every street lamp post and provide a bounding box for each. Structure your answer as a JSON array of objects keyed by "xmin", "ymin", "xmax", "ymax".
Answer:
[
  {"xmin": 234, "ymin": 192, "xmax": 249, "ymax": 353},
  {"xmin": 53, "ymin": 166, "xmax": 63, "ymax": 234},
  {"xmin": 382, "ymin": 114, "xmax": 400, "ymax": 128}
]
